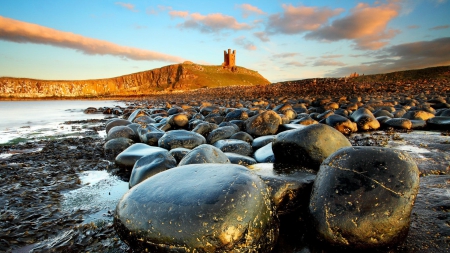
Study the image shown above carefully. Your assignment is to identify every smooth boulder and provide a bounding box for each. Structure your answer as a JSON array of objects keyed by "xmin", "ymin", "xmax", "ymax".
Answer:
[
  {"xmin": 129, "ymin": 150, "xmax": 177, "ymax": 188},
  {"xmin": 158, "ymin": 130, "xmax": 206, "ymax": 150},
  {"xmin": 272, "ymin": 124, "xmax": 351, "ymax": 170},
  {"xmin": 114, "ymin": 164, "xmax": 279, "ymax": 252},
  {"xmin": 213, "ymin": 139, "xmax": 253, "ymax": 157},
  {"xmin": 115, "ymin": 143, "xmax": 167, "ymax": 169},
  {"xmin": 245, "ymin": 110, "xmax": 282, "ymax": 137},
  {"xmin": 178, "ymin": 144, "xmax": 230, "ymax": 166},
  {"xmin": 309, "ymin": 147, "xmax": 420, "ymax": 250}
]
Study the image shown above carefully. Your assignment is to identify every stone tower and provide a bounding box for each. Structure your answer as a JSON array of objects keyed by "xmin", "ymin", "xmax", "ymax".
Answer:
[{"xmin": 223, "ymin": 49, "xmax": 236, "ymax": 67}]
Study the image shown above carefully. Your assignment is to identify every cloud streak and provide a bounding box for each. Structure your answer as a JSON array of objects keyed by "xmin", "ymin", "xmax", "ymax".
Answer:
[
  {"xmin": 237, "ymin": 4, "xmax": 266, "ymax": 18},
  {"xmin": 327, "ymin": 37, "xmax": 450, "ymax": 77},
  {"xmin": 115, "ymin": 2, "xmax": 138, "ymax": 12},
  {"xmin": 234, "ymin": 36, "xmax": 257, "ymax": 50},
  {"xmin": 0, "ymin": 15, "xmax": 184, "ymax": 63},
  {"xmin": 169, "ymin": 11, "xmax": 252, "ymax": 33},
  {"xmin": 305, "ymin": 1, "xmax": 401, "ymax": 50},
  {"xmin": 429, "ymin": 25, "xmax": 449, "ymax": 30}
]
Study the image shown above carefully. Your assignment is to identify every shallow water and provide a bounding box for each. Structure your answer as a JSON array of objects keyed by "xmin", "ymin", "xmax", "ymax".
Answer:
[{"xmin": 0, "ymin": 100, "xmax": 124, "ymax": 144}]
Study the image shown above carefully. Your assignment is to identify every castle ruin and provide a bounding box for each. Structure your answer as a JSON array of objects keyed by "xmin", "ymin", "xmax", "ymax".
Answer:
[{"xmin": 222, "ymin": 49, "xmax": 237, "ymax": 72}]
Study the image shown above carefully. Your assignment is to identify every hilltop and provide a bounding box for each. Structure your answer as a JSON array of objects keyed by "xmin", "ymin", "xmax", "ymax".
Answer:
[{"xmin": 0, "ymin": 62, "xmax": 270, "ymax": 99}]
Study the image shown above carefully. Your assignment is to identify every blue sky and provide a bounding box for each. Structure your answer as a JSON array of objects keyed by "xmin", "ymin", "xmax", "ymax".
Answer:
[{"xmin": 0, "ymin": 0, "xmax": 449, "ymax": 82}]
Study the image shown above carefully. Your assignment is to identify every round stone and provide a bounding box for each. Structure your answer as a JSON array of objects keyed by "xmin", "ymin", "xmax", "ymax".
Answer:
[
  {"xmin": 254, "ymin": 143, "xmax": 275, "ymax": 163},
  {"xmin": 103, "ymin": 137, "xmax": 134, "ymax": 160},
  {"xmin": 385, "ymin": 118, "xmax": 412, "ymax": 129},
  {"xmin": 178, "ymin": 144, "xmax": 230, "ymax": 166},
  {"xmin": 309, "ymin": 147, "xmax": 420, "ymax": 250},
  {"xmin": 350, "ymin": 108, "xmax": 380, "ymax": 131},
  {"xmin": 272, "ymin": 124, "xmax": 351, "ymax": 170},
  {"xmin": 206, "ymin": 126, "xmax": 237, "ymax": 144},
  {"xmin": 106, "ymin": 125, "xmax": 137, "ymax": 141},
  {"xmin": 213, "ymin": 139, "xmax": 253, "ymax": 157},
  {"xmin": 158, "ymin": 130, "xmax": 206, "ymax": 150},
  {"xmin": 115, "ymin": 143, "xmax": 167, "ymax": 169},
  {"xmin": 129, "ymin": 150, "xmax": 177, "ymax": 188},
  {"xmin": 225, "ymin": 153, "xmax": 257, "ymax": 166},
  {"xmin": 114, "ymin": 164, "xmax": 279, "ymax": 252},
  {"xmin": 245, "ymin": 110, "xmax": 282, "ymax": 137},
  {"xmin": 168, "ymin": 147, "xmax": 191, "ymax": 164},
  {"xmin": 325, "ymin": 114, "xmax": 358, "ymax": 135},
  {"xmin": 105, "ymin": 119, "xmax": 131, "ymax": 134}
]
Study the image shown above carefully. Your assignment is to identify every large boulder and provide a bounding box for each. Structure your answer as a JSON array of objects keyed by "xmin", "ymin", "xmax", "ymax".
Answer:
[
  {"xmin": 213, "ymin": 139, "xmax": 253, "ymax": 157},
  {"xmin": 245, "ymin": 110, "xmax": 282, "ymax": 137},
  {"xmin": 206, "ymin": 126, "xmax": 237, "ymax": 144},
  {"xmin": 129, "ymin": 150, "xmax": 177, "ymax": 188},
  {"xmin": 115, "ymin": 143, "xmax": 167, "ymax": 169},
  {"xmin": 178, "ymin": 144, "xmax": 230, "ymax": 166},
  {"xmin": 158, "ymin": 130, "xmax": 206, "ymax": 150},
  {"xmin": 103, "ymin": 137, "xmax": 134, "ymax": 160},
  {"xmin": 106, "ymin": 125, "xmax": 137, "ymax": 141},
  {"xmin": 309, "ymin": 147, "xmax": 420, "ymax": 250},
  {"xmin": 114, "ymin": 164, "xmax": 279, "ymax": 252},
  {"xmin": 272, "ymin": 124, "xmax": 351, "ymax": 170},
  {"xmin": 350, "ymin": 108, "xmax": 380, "ymax": 131}
]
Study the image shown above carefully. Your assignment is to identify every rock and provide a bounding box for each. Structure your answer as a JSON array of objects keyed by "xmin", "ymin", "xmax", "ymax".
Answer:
[
  {"xmin": 350, "ymin": 108, "xmax": 380, "ymax": 131},
  {"xmin": 115, "ymin": 143, "xmax": 167, "ymax": 169},
  {"xmin": 84, "ymin": 107, "xmax": 98, "ymax": 114},
  {"xmin": 138, "ymin": 125, "xmax": 165, "ymax": 146},
  {"xmin": 278, "ymin": 124, "xmax": 306, "ymax": 132},
  {"xmin": 254, "ymin": 143, "xmax": 275, "ymax": 163},
  {"xmin": 410, "ymin": 119, "xmax": 427, "ymax": 129},
  {"xmin": 158, "ymin": 130, "xmax": 206, "ymax": 150},
  {"xmin": 168, "ymin": 113, "xmax": 189, "ymax": 128},
  {"xmin": 245, "ymin": 110, "xmax": 282, "ymax": 137},
  {"xmin": 296, "ymin": 115, "xmax": 319, "ymax": 126},
  {"xmin": 191, "ymin": 122, "xmax": 218, "ymax": 138},
  {"xmin": 206, "ymin": 126, "xmax": 237, "ymax": 144},
  {"xmin": 129, "ymin": 150, "xmax": 177, "ymax": 188},
  {"xmin": 403, "ymin": 110, "xmax": 435, "ymax": 121},
  {"xmin": 252, "ymin": 135, "xmax": 276, "ymax": 150},
  {"xmin": 127, "ymin": 109, "xmax": 147, "ymax": 123},
  {"xmin": 168, "ymin": 147, "xmax": 191, "ymax": 164},
  {"xmin": 325, "ymin": 114, "xmax": 357, "ymax": 135},
  {"xmin": 385, "ymin": 118, "xmax": 412, "ymax": 129},
  {"xmin": 427, "ymin": 116, "xmax": 450, "ymax": 130},
  {"xmin": 229, "ymin": 131, "xmax": 254, "ymax": 144},
  {"xmin": 225, "ymin": 152, "xmax": 257, "ymax": 166},
  {"xmin": 133, "ymin": 115, "xmax": 155, "ymax": 125},
  {"xmin": 178, "ymin": 144, "xmax": 230, "ymax": 166},
  {"xmin": 103, "ymin": 137, "xmax": 134, "ymax": 160},
  {"xmin": 114, "ymin": 164, "xmax": 279, "ymax": 252},
  {"xmin": 248, "ymin": 163, "xmax": 316, "ymax": 216},
  {"xmin": 105, "ymin": 119, "xmax": 131, "ymax": 134},
  {"xmin": 106, "ymin": 125, "xmax": 137, "ymax": 141},
  {"xmin": 309, "ymin": 147, "xmax": 420, "ymax": 250},
  {"xmin": 224, "ymin": 109, "xmax": 249, "ymax": 121},
  {"xmin": 213, "ymin": 139, "xmax": 253, "ymax": 157},
  {"xmin": 218, "ymin": 122, "xmax": 240, "ymax": 132},
  {"xmin": 374, "ymin": 109, "xmax": 394, "ymax": 118},
  {"xmin": 272, "ymin": 124, "xmax": 351, "ymax": 170}
]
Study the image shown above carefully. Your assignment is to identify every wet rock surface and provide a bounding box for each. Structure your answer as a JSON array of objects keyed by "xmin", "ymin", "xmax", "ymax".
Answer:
[{"xmin": 114, "ymin": 164, "xmax": 279, "ymax": 252}]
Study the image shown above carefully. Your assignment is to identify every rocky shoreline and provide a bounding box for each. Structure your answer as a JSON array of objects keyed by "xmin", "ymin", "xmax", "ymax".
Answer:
[{"xmin": 0, "ymin": 81, "xmax": 449, "ymax": 252}]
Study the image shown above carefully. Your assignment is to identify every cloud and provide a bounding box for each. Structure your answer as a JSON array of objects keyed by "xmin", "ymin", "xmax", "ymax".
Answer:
[
  {"xmin": 0, "ymin": 15, "xmax": 184, "ymax": 63},
  {"xmin": 321, "ymin": 54, "xmax": 343, "ymax": 59},
  {"xmin": 234, "ymin": 36, "xmax": 257, "ymax": 50},
  {"xmin": 285, "ymin": 61, "xmax": 306, "ymax": 67},
  {"xmin": 313, "ymin": 59, "xmax": 346, "ymax": 66},
  {"xmin": 170, "ymin": 11, "xmax": 252, "ymax": 33},
  {"xmin": 273, "ymin": 52, "xmax": 299, "ymax": 58},
  {"xmin": 115, "ymin": 2, "xmax": 138, "ymax": 12},
  {"xmin": 429, "ymin": 25, "xmax": 449, "ymax": 30},
  {"xmin": 326, "ymin": 37, "xmax": 450, "ymax": 77},
  {"xmin": 237, "ymin": 4, "xmax": 266, "ymax": 18},
  {"xmin": 253, "ymin": 31, "xmax": 270, "ymax": 42},
  {"xmin": 407, "ymin": 25, "xmax": 420, "ymax": 29},
  {"xmin": 305, "ymin": 1, "xmax": 401, "ymax": 50},
  {"xmin": 266, "ymin": 4, "xmax": 344, "ymax": 34}
]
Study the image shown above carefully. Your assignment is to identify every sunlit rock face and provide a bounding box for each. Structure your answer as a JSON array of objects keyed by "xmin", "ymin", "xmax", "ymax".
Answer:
[
  {"xmin": 309, "ymin": 146, "xmax": 420, "ymax": 250},
  {"xmin": 114, "ymin": 164, "xmax": 279, "ymax": 253}
]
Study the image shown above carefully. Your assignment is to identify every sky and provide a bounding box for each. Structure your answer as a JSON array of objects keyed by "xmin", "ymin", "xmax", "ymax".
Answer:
[{"xmin": 0, "ymin": 0, "xmax": 449, "ymax": 82}]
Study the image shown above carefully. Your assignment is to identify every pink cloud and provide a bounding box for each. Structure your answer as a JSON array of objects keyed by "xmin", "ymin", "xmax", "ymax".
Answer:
[
  {"xmin": 321, "ymin": 54, "xmax": 343, "ymax": 58},
  {"xmin": 115, "ymin": 2, "xmax": 138, "ymax": 12},
  {"xmin": 169, "ymin": 10, "xmax": 189, "ymax": 18},
  {"xmin": 313, "ymin": 59, "xmax": 346, "ymax": 66},
  {"xmin": 0, "ymin": 15, "xmax": 184, "ymax": 63},
  {"xmin": 273, "ymin": 53, "xmax": 299, "ymax": 58},
  {"xmin": 237, "ymin": 4, "xmax": 266, "ymax": 18},
  {"xmin": 172, "ymin": 11, "xmax": 253, "ymax": 33},
  {"xmin": 305, "ymin": 1, "xmax": 401, "ymax": 50},
  {"xmin": 266, "ymin": 4, "xmax": 344, "ymax": 34},
  {"xmin": 429, "ymin": 25, "xmax": 449, "ymax": 30},
  {"xmin": 285, "ymin": 61, "xmax": 306, "ymax": 67},
  {"xmin": 234, "ymin": 36, "xmax": 257, "ymax": 51},
  {"xmin": 253, "ymin": 31, "xmax": 270, "ymax": 42}
]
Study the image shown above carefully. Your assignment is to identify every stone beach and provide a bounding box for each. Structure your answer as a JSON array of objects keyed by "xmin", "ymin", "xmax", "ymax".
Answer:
[{"xmin": 1, "ymin": 76, "xmax": 449, "ymax": 252}]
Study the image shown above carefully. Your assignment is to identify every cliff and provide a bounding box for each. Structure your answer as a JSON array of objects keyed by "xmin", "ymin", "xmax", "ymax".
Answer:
[{"xmin": 0, "ymin": 62, "xmax": 270, "ymax": 99}]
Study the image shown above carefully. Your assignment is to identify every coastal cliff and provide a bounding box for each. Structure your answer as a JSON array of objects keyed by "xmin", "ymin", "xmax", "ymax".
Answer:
[{"xmin": 0, "ymin": 62, "xmax": 270, "ymax": 99}]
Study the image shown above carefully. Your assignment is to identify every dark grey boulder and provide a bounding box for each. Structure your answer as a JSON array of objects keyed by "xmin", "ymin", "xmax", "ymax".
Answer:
[
  {"xmin": 410, "ymin": 119, "xmax": 427, "ymax": 129},
  {"xmin": 350, "ymin": 108, "xmax": 380, "ymax": 131},
  {"xmin": 385, "ymin": 118, "xmax": 412, "ymax": 129},
  {"xmin": 191, "ymin": 122, "xmax": 218, "ymax": 138},
  {"xmin": 168, "ymin": 147, "xmax": 191, "ymax": 164},
  {"xmin": 272, "ymin": 124, "xmax": 351, "ymax": 170},
  {"xmin": 127, "ymin": 109, "xmax": 147, "ymax": 123},
  {"xmin": 224, "ymin": 109, "xmax": 249, "ymax": 121},
  {"xmin": 158, "ymin": 130, "xmax": 206, "ymax": 150},
  {"xmin": 252, "ymin": 135, "xmax": 276, "ymax": 150},
  {"xmin": 229, "ymin": 131, "xmax": 253, "ymax": 144},
  {"xmin": 115, "ymin": 143, "xmax": 167, "ymax": 169},
  {"xmin": 137, "ymin": 125, "xmax": 165, "ymax": 146},
  {"xmin": 206, "ymin": 126, "xmax": 237, "ymax": 144},
  {"xmin": 248, "ymin": 163, "xmax": 316, "ymax": 215},
  {"xmin": 213, "ymin": 139, "xmax": 253, "ymax": 157},
  {"xmin": 254, "ymin": 143, "xmax": 275, "ymax": 163},
  {"xmin": 427, "ymin": 116, "xmax": 450, "ymax": 130},
  {"xmin": 245, "ymin": 110, "xmax": 282, "ymax": 137},
  {"xmin": 106, "ymin": 125, "xmax": 137, "ymax": 141},
  {"xmin": 178, "ymin": 144, "xmax": 230, "ymax": 166},
  {"xmin": 309, "ymin": 146, "xmax": 420, "ymax": 250},
  {"xmin": 133, "ymin": 115, "xmax": 155, "ymax": 125},
  {"xmin": 114, "ymin": 164, "xmax": 279, "ymax": 253},
  {"xmin": 103, "ymin": 137, "xmax": 134, "ymax": 160},
  {"xmin": 129, "ymin": 150, "xmax": 177, "ymax": 188},
  {"xmin": 168, "ymin": 113, "xmax": 189, "ymax": 128},
  {"xmin": 218, "ymin": 122, "xmax": 240, "ymax": 132},
  {"xmin": 105, "ymin": 119, "xmax": 131, "ymax": 134},
  {"xmin": 229, "ymin": 119, "xmax": 246, "ymax": 131},
  {"xmin": 325, "ymin": 114, "xmax": 357, "ymax": 135},
  {"xmin": 225, "ymin": 152, "xmax": 257, "ymax": 166}
]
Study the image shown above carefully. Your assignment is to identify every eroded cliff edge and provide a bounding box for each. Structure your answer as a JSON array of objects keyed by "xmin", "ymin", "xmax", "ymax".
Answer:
[{"xmin": 0, "ymin": 62, "xmax": 270, "ymax": 99}]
